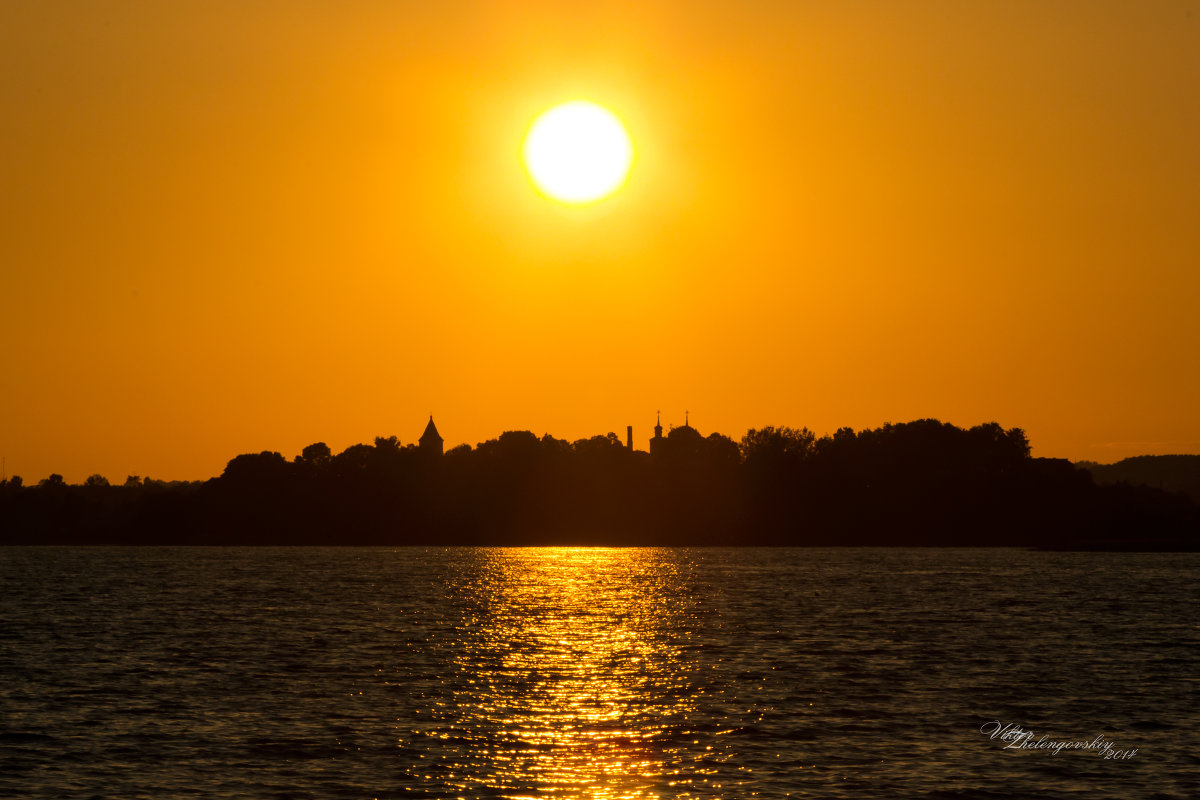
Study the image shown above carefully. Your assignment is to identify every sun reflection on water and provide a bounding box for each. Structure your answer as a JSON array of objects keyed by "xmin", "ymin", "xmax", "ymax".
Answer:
[{"xmin": 401, "ymin": 547, "xmax": 737, "ymax": 798}]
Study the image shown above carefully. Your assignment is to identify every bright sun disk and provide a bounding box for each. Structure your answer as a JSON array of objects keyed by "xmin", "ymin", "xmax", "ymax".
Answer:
[{"xmin": 522, "ymin": 101, "xmax": 633, "ymax": 204}]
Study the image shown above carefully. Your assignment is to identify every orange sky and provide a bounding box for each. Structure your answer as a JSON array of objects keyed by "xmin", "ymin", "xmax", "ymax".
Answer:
[{"xmin": 2, "ymin": 1, "xmax": 1198, "ymax": 483}]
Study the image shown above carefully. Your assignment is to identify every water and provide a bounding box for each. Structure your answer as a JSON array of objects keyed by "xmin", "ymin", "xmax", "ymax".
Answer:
[{"xmin": 1, "ymin": 547, "xmax": 1196, "ymax": 799}]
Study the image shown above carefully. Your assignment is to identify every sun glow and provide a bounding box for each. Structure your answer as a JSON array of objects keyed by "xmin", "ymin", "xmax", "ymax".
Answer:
[{"xmin": 522, "ymin": 101, "xmax": 634, "ymax": 204}]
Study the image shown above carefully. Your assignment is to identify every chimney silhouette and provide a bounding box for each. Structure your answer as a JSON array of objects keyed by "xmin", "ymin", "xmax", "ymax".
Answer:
[{"xmin": 626, "ymin": 425, "xmax": 633, "ymax": 450}]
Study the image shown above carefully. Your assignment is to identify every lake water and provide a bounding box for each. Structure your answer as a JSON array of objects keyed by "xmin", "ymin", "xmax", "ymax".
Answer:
[{"xmin": 1, "ymin": 547, "xmax": 1196, "ymax": 799}]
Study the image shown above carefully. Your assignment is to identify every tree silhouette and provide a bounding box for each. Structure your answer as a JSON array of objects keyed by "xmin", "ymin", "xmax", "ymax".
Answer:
[
  {"xmin": 222, "ymin": 451, "xmax": 289, "ymax": 483},
  {"xmin": 296, "ymin": 442, "xmax": 332, "ymax": 466},
  {"xmin": 0, "ymin": 419, "xmax": 1195, "ymax": 549}
]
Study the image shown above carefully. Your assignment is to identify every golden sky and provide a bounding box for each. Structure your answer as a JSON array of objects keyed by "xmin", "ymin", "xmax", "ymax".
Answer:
[{"xmin": 2, "ymin": 1, "xmax": 1198, "ymax": 482}]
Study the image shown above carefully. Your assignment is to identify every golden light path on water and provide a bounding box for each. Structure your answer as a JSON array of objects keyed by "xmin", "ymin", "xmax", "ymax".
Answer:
[
  {"xmin": 401, "ymin": 548, "xmax": 747, "ymax": 798},
  {"xmin": 5, "ymin": 549, "xmax": 1194, "ymax": 798}
]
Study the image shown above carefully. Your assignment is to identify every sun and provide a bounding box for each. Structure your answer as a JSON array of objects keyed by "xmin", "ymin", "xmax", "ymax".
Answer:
[{"xmin": 522, "ymin": 101, "xmax": 634, "ymax": 204}]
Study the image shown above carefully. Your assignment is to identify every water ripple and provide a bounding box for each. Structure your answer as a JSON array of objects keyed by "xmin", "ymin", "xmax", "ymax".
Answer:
[{"xmin": 0, "ymin": 546, "xmax": 1196, "ymax": 799}]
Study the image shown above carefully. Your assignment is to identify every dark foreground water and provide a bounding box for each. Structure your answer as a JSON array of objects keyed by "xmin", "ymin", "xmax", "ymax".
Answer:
[{"xmin": 1, "ymin": 547, "xmax": 1196, "ymax": 799}]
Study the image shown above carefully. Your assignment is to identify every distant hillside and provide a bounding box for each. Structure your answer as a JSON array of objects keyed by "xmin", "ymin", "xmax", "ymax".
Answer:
[{"xmin": 1078, "ymin": 455, "xmax": 1200, "ymax": 502}]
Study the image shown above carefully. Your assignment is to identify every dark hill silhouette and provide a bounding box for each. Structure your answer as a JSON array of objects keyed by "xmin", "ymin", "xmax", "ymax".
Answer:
[
  {"xmin": 1, "ymin": 420, "xmax": 1196, "ymax": 550},
  {"xmin": 1078, "ymin": 455, "xmax": 1200, "ymax": 504}
]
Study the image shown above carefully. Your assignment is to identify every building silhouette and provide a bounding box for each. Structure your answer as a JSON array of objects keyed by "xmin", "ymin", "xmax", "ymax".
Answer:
[
  {"xmin": 416, "ymin": 413, "xmax": 694, "ymax": 458},
  {"xmin": 650, "ymin": 411, "xmax": 664, "ymax": 458},
  {"xmin": 419, "ymin": 416, "xmax": 443, "ymax": 456},
  {"xmin": 649, "ymin": 411, "xmax": 700, "ymax": 459}
]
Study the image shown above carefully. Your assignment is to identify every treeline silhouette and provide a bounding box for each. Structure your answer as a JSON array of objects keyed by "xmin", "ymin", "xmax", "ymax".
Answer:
[{"xmin": 1, "ymin": 420, "xmax": 1197, "ymax": 549}]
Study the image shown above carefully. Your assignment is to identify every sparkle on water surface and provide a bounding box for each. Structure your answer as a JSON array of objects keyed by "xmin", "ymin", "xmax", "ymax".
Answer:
[
  {"xmin": 408, "ymin": 548, "xmax": 743, "ymax": 797},
  {"xmin": 1, "ymin": 546, "xmax": 1196, "ymax": 799}
]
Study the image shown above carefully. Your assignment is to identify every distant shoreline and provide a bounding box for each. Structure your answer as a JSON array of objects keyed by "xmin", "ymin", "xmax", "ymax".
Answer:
[
  {"xmin": 3, "ymin": 541, "xmax": 1197, "ymax": 552},
  {"xmin": 3, "ymin": 420, "xmax": 1197, "ymax": 551}
]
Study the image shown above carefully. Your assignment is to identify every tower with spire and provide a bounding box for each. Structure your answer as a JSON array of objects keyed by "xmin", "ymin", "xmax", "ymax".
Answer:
[
  {"xmin": 419, "ymin": 415, "xmax": 443, "ymax": 457},
  {"xmin": 650, "ymin": 411, "xmax": 665, "ymax": 458}
]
